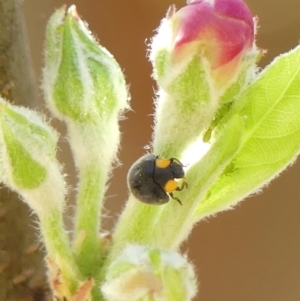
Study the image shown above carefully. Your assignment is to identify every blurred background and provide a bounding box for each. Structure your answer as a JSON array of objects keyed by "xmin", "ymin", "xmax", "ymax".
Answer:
[{"xmin": 22, "ymin": 1, "xmax": 300, "ymax": 300}]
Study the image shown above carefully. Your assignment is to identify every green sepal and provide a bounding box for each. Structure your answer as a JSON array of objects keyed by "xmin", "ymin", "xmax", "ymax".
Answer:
[
  {"xmin": 153, "ymin": 56, "xmax": 213, "ymax": 158},
  {"xmin": 0, "ymin": 100, "xmax": 57, "ymax": 190},
  {"xmin": 2, "ymin": 131, "xmax": 46, "ymax": 189}
]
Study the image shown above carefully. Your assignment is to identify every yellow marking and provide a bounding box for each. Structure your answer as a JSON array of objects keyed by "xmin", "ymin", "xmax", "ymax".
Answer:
[
  {"xmin": 164, "ymin": 179, "xmax": 178, "ymax": 193},
  {"xmin": 155, "ymin": 158, "xmax": 171, "ymax": 168}
]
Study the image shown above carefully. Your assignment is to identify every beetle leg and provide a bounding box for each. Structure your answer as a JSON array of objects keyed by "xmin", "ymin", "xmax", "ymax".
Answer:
[
  {"xmin": 169, "ymin": 192, "xmax": 183, "ymax": 205},
  {"xmin": 175, "ymin": 181, "xmax": 188, "ymax": 191}
]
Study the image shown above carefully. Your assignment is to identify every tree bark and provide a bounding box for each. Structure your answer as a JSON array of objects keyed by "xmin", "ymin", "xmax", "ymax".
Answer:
[{"xmin": 0, "ymin": 1, "xmax": 49, "ymax": 300}]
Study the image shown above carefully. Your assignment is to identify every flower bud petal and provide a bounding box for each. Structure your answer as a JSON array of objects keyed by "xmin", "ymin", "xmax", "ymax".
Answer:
[{"xmin": 152, "ymin": 0, "xmax": 257, "ymax": 88}]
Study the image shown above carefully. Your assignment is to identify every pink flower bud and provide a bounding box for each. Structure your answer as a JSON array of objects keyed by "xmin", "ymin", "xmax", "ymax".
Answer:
[{"xmin": 170, "ymin": 0, "xmax": 256, "ymax": 85}]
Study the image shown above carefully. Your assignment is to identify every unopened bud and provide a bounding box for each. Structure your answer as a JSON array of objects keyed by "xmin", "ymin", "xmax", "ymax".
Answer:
[{"xmin": 101, "ymin": 244, "xmax": 197, "ymax": 301}]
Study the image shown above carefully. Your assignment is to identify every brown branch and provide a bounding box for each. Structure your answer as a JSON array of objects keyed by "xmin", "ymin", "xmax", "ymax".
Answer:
[{"xmin": 0, "ymin": 1, "xmax": 49, "ymax": 300}]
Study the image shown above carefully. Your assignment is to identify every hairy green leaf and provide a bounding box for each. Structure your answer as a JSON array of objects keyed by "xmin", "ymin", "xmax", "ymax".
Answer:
[{"xmin": 195, "ymin": 45, "xmax": 300, "ymax": 219}]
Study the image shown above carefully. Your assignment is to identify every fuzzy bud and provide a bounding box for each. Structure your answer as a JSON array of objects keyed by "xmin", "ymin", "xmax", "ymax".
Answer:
[
  {"xmin": 42, "ymin": 5, "xmax": 129, "ymax": 184},
  {"xmin": 101, "ymin": 244, "xmax": 197, "ymax": 301},
  {"xmin": 151, "ymin": 0, "xmax": 259, "ymax": 158},
  {"xmin": 0, "ymin": 97, "xmax": 65, "ymax": 215},
  {"xmin": 151, "ymin": 0, "xmax": 258, "ymax": 92},
  {"xmin": 43, "ymin": 5, "xmax": 128, "ymax": 123}
]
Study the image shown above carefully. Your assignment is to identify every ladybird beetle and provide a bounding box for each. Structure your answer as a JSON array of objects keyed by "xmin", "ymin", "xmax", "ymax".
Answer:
[{"xmin": 127, "ymin": 154, "xmax": 188, "ymax": 205}]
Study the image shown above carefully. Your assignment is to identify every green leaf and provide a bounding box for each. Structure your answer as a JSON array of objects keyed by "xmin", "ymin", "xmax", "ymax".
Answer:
[{"xmin": 195, "ymin": 45, "xmax": 300, "ymax": 219}]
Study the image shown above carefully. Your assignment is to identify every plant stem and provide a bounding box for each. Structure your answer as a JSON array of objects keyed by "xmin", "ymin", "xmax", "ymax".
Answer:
[
  {"xmin": 73, "ymin": 162, "xmax": 104, "ymax": 276},
  {"xmin": 40, "ymin": 209, "xmax": 80, "ymax": 292},
  {"xmin": 107, "ymin": 116, "xmax": 243, "ymax": 266}
]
